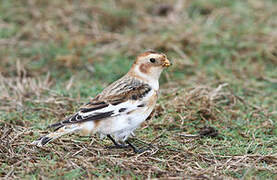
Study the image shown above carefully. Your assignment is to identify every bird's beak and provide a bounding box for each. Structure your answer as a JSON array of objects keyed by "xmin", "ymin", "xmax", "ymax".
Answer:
[{"xmin": 162, "ymin": 58, "xmax": 171, "ymax": 67}]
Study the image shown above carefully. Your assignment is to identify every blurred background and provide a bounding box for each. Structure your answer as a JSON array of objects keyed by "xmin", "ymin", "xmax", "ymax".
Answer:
[
  {"xmin": 1, "ymin": 0, "xmax": 277, "ymax": 87},
  {"xmin": 0, "ymin": 0, "xmax": 276, "ymax": 179}
]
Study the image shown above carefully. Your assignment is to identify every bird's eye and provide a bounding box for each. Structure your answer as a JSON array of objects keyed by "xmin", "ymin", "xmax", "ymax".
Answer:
[{"xmin": 150, "ymin": 58, "xmax": 156, "ymax": 63}]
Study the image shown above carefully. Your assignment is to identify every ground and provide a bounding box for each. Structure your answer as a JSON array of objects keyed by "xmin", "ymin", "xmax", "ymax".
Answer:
[{"xmin": 0, "ymin": 0, "xmax": 276, "ymax": 179}]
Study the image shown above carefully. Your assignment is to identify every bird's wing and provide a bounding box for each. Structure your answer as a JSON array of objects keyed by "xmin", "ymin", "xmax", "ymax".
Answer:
[{"xmin": 48, "ymin": 81, "xmax": 152, "ymax": 129}]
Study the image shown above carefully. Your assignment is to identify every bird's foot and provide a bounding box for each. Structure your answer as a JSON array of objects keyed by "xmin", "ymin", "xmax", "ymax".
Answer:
[
  {"xmin": 133, "ymin": 148, "xmax": 148, "ymax": 153},
  {"xmin": 106, "ymin": 144, "xmax": 129, "ymax": 149},
  {"xmin": 125, "ymin": 140, "xmax": 149, "ymax": 153}
]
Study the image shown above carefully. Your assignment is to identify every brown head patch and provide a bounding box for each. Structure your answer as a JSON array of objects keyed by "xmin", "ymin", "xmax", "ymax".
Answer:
[
  {"xmin": 139, "ymin": 63, "xmax": 149, "ymax": 74},
  {"xmin": 132, "ymin": 50, "xmax": 160, "ymax": 66},
  {"xmin": 137, "ymin": 50, "xmax": 159, "ymax": 59}
]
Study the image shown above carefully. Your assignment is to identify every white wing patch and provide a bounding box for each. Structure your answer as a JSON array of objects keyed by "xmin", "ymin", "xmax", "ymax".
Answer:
[
  {"xmin": 78, "ymin": 100, "xmax": 139, "ymax": 117},
  {"xmin": 78, "ymin": 89, "xmax": 155, "ymax": 118}
]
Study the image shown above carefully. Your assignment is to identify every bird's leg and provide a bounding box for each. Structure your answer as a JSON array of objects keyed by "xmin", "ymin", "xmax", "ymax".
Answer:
[
  {"xmin": 106, "ymin": 134, "xmax": 128, "ymax": 149},
  {"xmin": 125, "ymin": 139, "xmax": 146, "ymax": 153}
]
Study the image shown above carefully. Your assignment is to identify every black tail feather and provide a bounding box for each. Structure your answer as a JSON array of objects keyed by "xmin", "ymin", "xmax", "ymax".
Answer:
[
  {"xmin": 32, "ymin": 136, "xmax": 53, "ymax": 147},
  {"xmin": 40, "ymin": 136, "xmax": 52, "ymax": 146}
]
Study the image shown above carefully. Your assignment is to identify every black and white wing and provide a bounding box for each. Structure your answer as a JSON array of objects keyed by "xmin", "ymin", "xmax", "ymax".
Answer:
[{"xmin": 48, "ymin": 81, "xmax": 152, "ymax": 130}]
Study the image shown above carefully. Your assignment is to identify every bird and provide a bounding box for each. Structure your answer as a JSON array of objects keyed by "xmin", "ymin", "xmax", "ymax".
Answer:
[{"xmin": 31, "ymin": 50, "xmax": 171, "ymax": 153}]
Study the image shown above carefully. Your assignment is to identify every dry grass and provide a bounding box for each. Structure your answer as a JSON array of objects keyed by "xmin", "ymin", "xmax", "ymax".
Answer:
[
  {"xmin": 1, "ymin": 81, "xmax": 276, "ymax": 179},
  {"xmin": 1, "ymin": 0, "xmax": 277, "ymax": 179}
]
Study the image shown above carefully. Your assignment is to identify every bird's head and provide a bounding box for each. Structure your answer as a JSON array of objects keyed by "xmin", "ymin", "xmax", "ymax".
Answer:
[{"xmin": 128, "ymin": 50, "xmax": 171, "ymax": 84}]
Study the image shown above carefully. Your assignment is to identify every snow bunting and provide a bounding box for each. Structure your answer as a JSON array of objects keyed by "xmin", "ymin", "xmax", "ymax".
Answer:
[{"xmin": 32, "ymin": 50, "xmax": 171, "ymax": 153}]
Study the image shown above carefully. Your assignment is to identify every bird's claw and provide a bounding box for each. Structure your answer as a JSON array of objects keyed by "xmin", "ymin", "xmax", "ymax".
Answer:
[
  {"xmin": 106, "ymin": 144, "xmax": 129, "ymax": 149},
  {"xmin": 133, "ymin": 148, "xmax": 147, "ymax": 153}
]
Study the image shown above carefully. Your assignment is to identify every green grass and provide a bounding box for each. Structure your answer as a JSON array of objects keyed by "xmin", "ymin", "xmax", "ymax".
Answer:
[{"xmin": 1, "ymin": 0, "xmax": 277, "ymax": 179}]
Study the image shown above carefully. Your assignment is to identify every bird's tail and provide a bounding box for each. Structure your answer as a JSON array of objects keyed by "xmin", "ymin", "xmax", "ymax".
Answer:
[{"xmin": 31, "ymin": 124, "xmax": 81, "ymax": 147}]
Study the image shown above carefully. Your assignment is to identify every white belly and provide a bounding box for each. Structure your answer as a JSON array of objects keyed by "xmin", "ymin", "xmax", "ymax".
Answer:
[
  {"xmin": 98, "ymin": 91, "xmax": 157, "ymax": 141},
  {"xmin": 96, "ymin": 105, "xmax": 152, "ymax": 141}
]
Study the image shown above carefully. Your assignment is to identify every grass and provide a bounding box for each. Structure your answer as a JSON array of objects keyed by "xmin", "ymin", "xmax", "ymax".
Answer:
[{"xmin": 1, "ymin": 0, "xmax": 277, "ymax": 179}]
